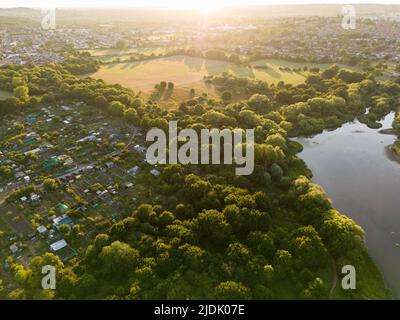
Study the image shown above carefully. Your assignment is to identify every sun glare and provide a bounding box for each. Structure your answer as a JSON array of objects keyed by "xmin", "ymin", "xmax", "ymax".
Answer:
[{"xmin": 167, "ymin": 0, "xmax": 220, "ymax": 12}]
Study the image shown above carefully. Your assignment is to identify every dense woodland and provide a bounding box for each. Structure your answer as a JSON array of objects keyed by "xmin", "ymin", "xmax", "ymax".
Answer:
[{"xmin": 0, "ymin": 58, "xmax": 397, "ymax": 300}]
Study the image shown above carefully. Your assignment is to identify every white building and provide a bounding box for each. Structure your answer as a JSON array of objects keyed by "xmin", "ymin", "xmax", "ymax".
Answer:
[
  {"xmin": 37, "ymin": 225, "xmax": 47, "ymax": 235},
  {"xmin": 127, "ymin": 166, "xmax": 140, "ymax": 176},
  {"xmin": 50, "ymin": 239, "xmax": 67, "ymax": 252},
  {"xmin": 10, "ymin": 244, "xmax": 19, "ymax": 254}
]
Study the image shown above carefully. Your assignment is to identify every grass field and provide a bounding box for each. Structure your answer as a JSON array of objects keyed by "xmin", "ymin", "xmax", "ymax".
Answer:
[
  {"xmin": 86, "ymin": 47, "xmax": 171, "ymax": 57},
  {"xmin": 87, "ymin": 55, "xmax": 356, "ymax": 109},
  {"xmin": 0, "ymin": 90, "xmax": 12, "ymax": 100},
  {"xmin": 89, "ymin": 55, "xmax": 313, "ymax": 89}
]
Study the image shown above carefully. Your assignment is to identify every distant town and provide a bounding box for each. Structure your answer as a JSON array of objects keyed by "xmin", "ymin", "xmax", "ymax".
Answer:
[{"xmin": 0, "ymin": 5, "xmax": 399, "ymax": 301}]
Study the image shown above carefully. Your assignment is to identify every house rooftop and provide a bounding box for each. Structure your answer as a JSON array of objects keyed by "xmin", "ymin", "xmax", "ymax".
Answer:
[
  {"xmin": 50, "ymin": 239, "xmax": 67, "ymax": 252},
  {"xmin": 37, "ymin": 225, "xmax": 47, "ymax": 234},
  {"xmin": 56, "ymin": 203, "xmax": 69, "ymax": 213},
  {"xmin": 10, "ymin": 244, "xmax": 18, "ymax": 254}
]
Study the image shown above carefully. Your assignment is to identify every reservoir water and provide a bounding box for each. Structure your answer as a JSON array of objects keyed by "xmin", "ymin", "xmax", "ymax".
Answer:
[{"xmin": 294, "ymin": 112, "xmax": 400, "ymax": 298}]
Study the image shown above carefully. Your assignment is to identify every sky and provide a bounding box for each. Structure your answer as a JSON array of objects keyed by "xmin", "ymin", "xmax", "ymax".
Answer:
[{"xmin": 0, "ymin": 0, "xmax": 398, "ymax": 10}]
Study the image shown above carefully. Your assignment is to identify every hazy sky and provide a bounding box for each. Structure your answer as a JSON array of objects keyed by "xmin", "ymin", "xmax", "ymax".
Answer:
[{"xmin": 0, "ymin": 0, "xmax": 397, "ymax": 10}]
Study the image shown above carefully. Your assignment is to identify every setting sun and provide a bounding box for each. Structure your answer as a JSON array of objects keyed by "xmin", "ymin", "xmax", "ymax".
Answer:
[{"xmin": 162, "ymin": 0, "xmax": 222, "ymax": 11}]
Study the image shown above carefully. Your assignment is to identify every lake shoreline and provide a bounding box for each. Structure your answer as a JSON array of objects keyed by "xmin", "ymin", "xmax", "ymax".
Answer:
[
  {"xmin": 379, "ymin": 128, "xmax": 397, "ymax": 135},
  {"xmin": 385, "ymin": 145, "xmax": 400, "ymax": 165},
  {"xmin": 294, "ymin": 112, "xmax": 400, "ymax": 297}
]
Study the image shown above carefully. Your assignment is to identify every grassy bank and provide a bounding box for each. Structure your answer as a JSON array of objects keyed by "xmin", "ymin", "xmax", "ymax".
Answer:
[
  {"xmin": 334, "ymin": 249, "xmax": 393, "ymax": 299},
  {"xmin": 392, "ymin": 140, "xmax": 400, "ymax": 158}
]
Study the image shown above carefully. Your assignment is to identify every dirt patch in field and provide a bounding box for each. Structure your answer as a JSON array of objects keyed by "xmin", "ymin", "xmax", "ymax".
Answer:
[{"xmin": 0, "ymin": 204, "xmax": 33, "ymax": 236}]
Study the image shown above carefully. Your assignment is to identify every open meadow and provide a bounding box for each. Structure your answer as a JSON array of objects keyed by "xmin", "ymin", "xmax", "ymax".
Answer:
[
  {"xmin": 88, "ymin": 55, "xmax": 347, "ymax": 108},
  {"xmin": 90, "ymin": 55, "xmax": 315, "ymax": 91},
  {"xmin": 87, "ymin": 55, "xmax": 361, "ymax": 109}
]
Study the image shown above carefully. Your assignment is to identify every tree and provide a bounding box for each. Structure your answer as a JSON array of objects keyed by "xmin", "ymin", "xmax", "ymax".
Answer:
[
  {"xmin": 75, "ymin": 274, "xmax": 97, "ymax": 298},
  {"xmin": 160, "ymin": 81, "xmax": 167, "ymax": 90},
  {"xmin": 263, "ymin": 265, "xmax": 274, "ymax": 282},
  {"xmin": 195, "ymin": 209, "xmax": 232, "ymax": 248},
  {"xmin": 43, "ymin": 178, "xmax": 58, "ymax": 191},
  {"xmin": 202, "ymin": 110, "xmax": 235, "ymax": 127},
  {"xmin": 322, "ymin": 65, "xmax": 339, "ymax": 79},
  {"xmin": 221, "ymin": 90, "xmax": 232, "ymax": 102},
  {"xmin": 179, "ymin": 244, "xmax": 205, "ymax": 270},
  {"xmin": 167, "ymin": 82, "xmax": 174, "ymax": 90},
  {"xmin": 306, "ymin": 74, "xmax": 322, "ymax": 86},
  {"xmin": 193, "ymin": 104, "xmax": 205, "ymax": 116},
  {"xmin": 158, "ymin": 211, "xmax": 175, "ymax": 228},
  {"xmin": 253, "ymin": 284, "xmax": 274, "ymax": 299},
  {"xmin": 99, "ymin": 241, "xmax": 140, "ymax": 277},
  {"xmin": 393, "ymin": 114, "xmax": 400, "ymax": 133},
  {"xmin": 0, "ymin": 280, "xmax": 6, "ymax": 299},
  {"xmin": 275, "ymin": 90, "xmax": 293, "ymax": 105},
  {"xmin": 291, "ymin": 226, "xmax": 328, "ymax": 269},
  {"xmin": 132, "ymin": 98, "xmax": 142, "ymax": 108},
  {"xmin": 184, "ymin": 174, "xmax": 211, "ymax": 201},
  {"xmin": 270, "ymin": 163, "xmax": 283, "ymax": 180},
  {"xmin": 226, "ymin": 242, "xmax": 251, "ymax": 265},
  {"xmin": 135, "ymin": 204, "xmax": 156, "ymax": 222},
  {"xmin": 319, "ymin": 211, "xmax": 363, "ymax": 258},
  {"xmin": 94, "ymin": 96, "xmax": 108, "ymax": 109},
  {"xmin": 108, "ymin": 101, "xmax": 125, "ymax": 117},
  {"xmin": 14, "ymin": 86, "xmax": 29, "ymax": 101},
  {"xmin": 214, "ymin": 281, "xmax": 252, "ymax": 300},
  {"xmin": 224, "ymin": 205, "xmax": 271, "ymax": 235},
  {"xmin": 0, "ymin": 164, "xmax": 13, "ymax": 179},
  {"xmin": 56, "ymin": 268, "xmax": 78, "ymax": 298},
  {"xmin": 338, "ymin": 70, "xmax": 365, "ymax": 83},
  {"xmin": 124, "ymin": 108, "xmax": 138, "ymax": 124},
  {"xmin": 205, "ymin": 50, "xmax": 227, "ymax": 61},
  {"xmin": 300, "ymin": 278, "xmax": 325, "ymax": 299},
  {"xmin": 238, "ymin": 109, "xmax": 260, "ymax": 128},
  {"xmin": 59, "ymin": 224, "xmax": 70, "ymax": 236},
  {"xmin": 273, "ymin": 250, "xmax": 293, "ymax": 279},
  {"xmin": 247, "ymin": 94, "xmax": 272, "ymax": 114},
  {"xmin": 266, "ymin": 133, "xmax": 287, "ymax": 151},
  {"xmin": 248, "ymin": 231, "xmax": 275, "ymax": 258}
]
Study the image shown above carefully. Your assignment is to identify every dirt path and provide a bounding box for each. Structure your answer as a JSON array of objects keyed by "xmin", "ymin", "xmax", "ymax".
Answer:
[{"xmin": 329, "ymin": 257, "xmax": 338, "ymax": 300}]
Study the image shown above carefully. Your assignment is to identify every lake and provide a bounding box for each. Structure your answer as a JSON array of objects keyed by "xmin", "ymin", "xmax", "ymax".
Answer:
[{"xmin": 294, "ymin": 112, "xmax": 400, "ymax": 298}]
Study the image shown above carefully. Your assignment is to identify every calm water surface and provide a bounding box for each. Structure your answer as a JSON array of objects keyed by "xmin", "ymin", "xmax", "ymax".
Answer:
[{"xmin": 294, "ymin": 113, "xmax": 400, "ymax": 297}]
